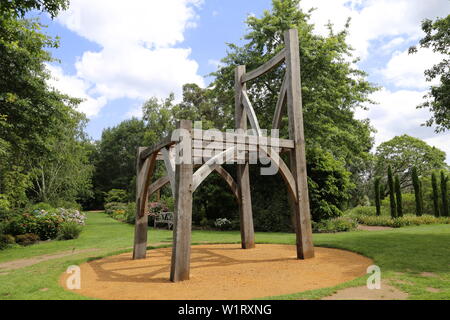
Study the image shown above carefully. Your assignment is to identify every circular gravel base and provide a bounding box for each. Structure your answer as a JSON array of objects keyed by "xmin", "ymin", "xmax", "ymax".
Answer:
[{"xmin": 60, "ymin": 244, "xmax": 372, "ymax": 300}]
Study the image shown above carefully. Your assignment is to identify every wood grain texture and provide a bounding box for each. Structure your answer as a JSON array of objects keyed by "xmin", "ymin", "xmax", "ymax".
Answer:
[
  {"xmin": 192, "ymin": 146, "xmax": 237, "ymax": 191},
  {"xmin": 192, "ymin": 130, "xmax": 294, "ymax": 149},
  {"xmin": 284, "ymin": 29, "xmax": 314, "ymax": 259},
  {"xmin": 133, "ymin": 147, "xmax": 149, "ymax": 260},
  {"xmin": 241, "ymin": 48, "xmax": 286, "ymax": 83},
  {"xmin": 235, "ymin": 65, "xmax": 255, "ymax": 249},
  {"xmin": 241, "ymin": 90, "xmax": 262, "ymax": 136},
  {"xmin": 148, "ymin": 175, "xmax": 171, "ymax": 196},
  {"xmin": 161, "ymin": 147, "xmax": 175, "ymax": 195},
  {"xmin": 140, "ymin": 135, "xmax": 176, "ymax": 160},
  {"xmin": 170, "ymin": 120, "xmax": 194, "ymax": 282},
  {"xmin": 272, "ymin": 74, "xmax": 288, "ymax": 129}
]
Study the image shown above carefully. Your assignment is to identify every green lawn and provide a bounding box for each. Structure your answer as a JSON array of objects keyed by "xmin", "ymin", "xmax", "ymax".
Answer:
[{"xmin": 0, "ymin": 211, "xmax": 449, "ymax": 300}]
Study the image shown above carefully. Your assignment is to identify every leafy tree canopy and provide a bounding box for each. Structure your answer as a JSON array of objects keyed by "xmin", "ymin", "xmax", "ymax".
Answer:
[
  {"xmin": 209, "ymin": 0, "xmax": 377, "ymax": 166},
  {"xmin": 0, "ymin": 0, "xmax": 68, "ymax": 18},
  {"xmin": 409, "ymin": 14, "xmax": 450, "ymax": 132},
  {"xmin": 375, "ymin": 134, "xmax": 447, "ymax": 190},
  {"xmin": 93, "ymin": 118, "xmax": 146, "ymax": 200}
]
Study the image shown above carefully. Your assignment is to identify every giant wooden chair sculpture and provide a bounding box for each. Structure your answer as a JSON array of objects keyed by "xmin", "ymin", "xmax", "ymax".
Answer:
[{"xmin": 133, "ymin": 29, "xmax": 314, "ymax": 282}]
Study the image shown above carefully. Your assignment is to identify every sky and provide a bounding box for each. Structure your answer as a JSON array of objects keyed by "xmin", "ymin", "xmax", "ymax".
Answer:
[{"xmin": 37, "ymin": 0, "xmax": 449, "ymax": 162}]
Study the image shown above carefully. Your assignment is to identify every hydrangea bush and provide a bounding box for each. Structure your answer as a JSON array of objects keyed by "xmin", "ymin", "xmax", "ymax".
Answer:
[{"xmin": 33, "ymin": 208, "xmax": 86, "ymax": 225}]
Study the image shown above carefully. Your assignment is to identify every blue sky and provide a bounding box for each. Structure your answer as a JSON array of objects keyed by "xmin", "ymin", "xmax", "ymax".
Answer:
[{"xmin": 38, "ymin": 0, "xmax": 449, "ymax": 162}]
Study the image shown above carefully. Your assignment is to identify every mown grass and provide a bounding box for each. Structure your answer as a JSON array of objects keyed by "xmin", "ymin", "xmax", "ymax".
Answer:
[{"xmin": 0, "ymin": 211, "xmax": 449, "ymax": 300}]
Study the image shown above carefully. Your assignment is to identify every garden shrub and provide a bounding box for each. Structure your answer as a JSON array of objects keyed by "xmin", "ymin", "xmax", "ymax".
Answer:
[
  {"xmin": 15, "ymin": 233, "xmax": 40, "ymax": 246},
  {"xmin": 29, "ymin": 202, "xmax": 55, "ymax": 212},
  {"xmin": 55, "ymin": 208, "xmax": 86, "ymax": 225},
  {"xmin": 52, "ymin": 200, "xmax": 82, "ymax": 210},
  {"xmin": 0, "ymin": 234, "xmax": 15, "ymax": 249},
  {"xmin": 6, "ymin": 213, "xmax": 60, "ymax": 240},
  {"xmin": 0, "ymin": 194, "xmax": 10, "ymax": 214},
  {"xmin": 312, "ymin": 217, "xmax": 358, "ymax": 233},
  {"xmin": 104, "ymin": 202, "xmax": 127, "ymax": 215},
  {"xmin": 344, "ymin": 206, "xmax": 390, "ymax": 218},
  {"xmin": 57, "ymin": 222, "xmax": 83, "ymax": 240},
  {"xmin": 4, "ymin": 209, "xmax": 86, "ymax": 241},
  {"xmin": 104, "ymin": 189, "xmax": 129, "ymax": 203},
  {"xmin": 105, "ymin": 202, "xmax": 135, "ymax": 224},
  {"xmin": 356, "ymin": 214, "xmax": 450, "ymax": 228},
  {"xmin": 382, "ymin": 194, "xmax": 419, "ymax": 215},
  {"xmin": 125, "ymin": 202, "xmax": 136, "ymax": 224},
  {"xmin": 253, "ymin": 208, "xmax": 290, "ymax": 232}
]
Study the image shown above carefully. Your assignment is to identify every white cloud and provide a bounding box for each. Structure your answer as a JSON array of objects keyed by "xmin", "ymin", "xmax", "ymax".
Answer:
[
  {"xmin": 380, "ymin": 47, "xmax": 444, "ymax": 89},
  {"xmin": 300, "ymin": 0, "xmax": 450, "ymax": 60},
  {"xmin": 424, "ymin": 135, "xmax": 450, "ymax": 164},
  {"xmin": 51, "ymin": 0, "xmax": 204, "ymax": 117},
  {"xmin": 356, "ymin": 88, "xmax": 449, "ymax": 162},
  {"xmin": 75, "ymin": 45, "xmax": 203, "ymax": 101},
  {"xmin": 57, "ymin": 0, "xmax": 202, "ymax": 48},
  {"xmin": 380, "ymin": 37, "xmax": 405, "ymax": 53},
  {"xmin": 301, "ymin": 1, "xmax": 450, "ymax": 163},
  {"xmin": 46, "ymin": 64, "xmax": 107, "ymax": 117}
]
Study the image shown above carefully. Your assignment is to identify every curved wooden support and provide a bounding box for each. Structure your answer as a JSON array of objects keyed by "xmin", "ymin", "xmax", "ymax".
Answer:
[
  {"xmin": 241, "ymin": 49, "xmax": 286, "ymax": 83},
  {"xmin": 213, "ymin": 166, "xmax": 241, "ymax": 204},
  {"xmin": 241, "ymin": 91, "xmax": 262, "ymax": 136},
  {"xmin": 140, "ymin": 135, "xmax": 176, "ymax": 160},
  {"xmin": 138, "ymin": 152, "xmax": 158, "ymax": 217},
  {"xmin": 161, "ymin": 147, "xmax": 175, "ymax": 195},
  {"xmin": 148, "ymin": 175, "xmax": 171, "ymax": 196},
  {"xmin": 272, "ymin": 74, "xmax": 287, "ymax": 129},
  {"xmin": 147, "ymin": 166, "xmax": 240, "ymax": 205},
  {"xmin": 192, "ymin": 147, "xmax": 237, "ymax": 192},
  {"xmin": 259, "ymin": 145, "xmax": 297, "ymax": 203}
]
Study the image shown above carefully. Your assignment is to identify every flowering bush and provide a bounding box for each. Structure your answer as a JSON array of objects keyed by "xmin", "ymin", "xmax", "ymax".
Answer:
[
  {"xmin": 32, "ymin": 208, "xmax": 86, "ymax": 225},
  {"xmin": 214, "ymin": 218, "xmax": 232, "ymax": 230},
  {"xmin": 4, "ymin": 208, "xmax": 86, "ymax": 242},
  {"xmin": 104, "ymin": 202, "xmax": 127, "ymax": 215},
  {"xmin": 6, "ymin": 213, "xmax": 60, "ymax": 240}
]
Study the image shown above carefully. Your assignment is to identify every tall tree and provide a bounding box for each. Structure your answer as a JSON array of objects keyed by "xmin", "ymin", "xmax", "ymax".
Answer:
[
  {"xmin": 394, "ymin": 174, "xmax": 403, "ymax": 217},
  {"xmin": 412, "ymin": 166, "xmax": 423, "ymax": 216},
  {"xmin": 0, "ymin": 0, "xmax": 81, "ymax": 207},
  {"xmin": 93, "ymin": 118, "xmax": 146, "ymax": 203},
  {"xmin": 431, "ymin": 172, "xmax": 440, "ymax": 217},
  {"xmin": 409, "ymin": 14, "xmax": 450, "ymax": 132},
  {"xmin": 387, "ymin": 165, "xmax": 397, "ymax": 218},
  {"xmin": 441, "ymin": 170, "xmax": 449, "ymax": 216},
  {"xmin": 209, "ymin": 0, "xmax": 377, "ymax": 211},
  {"xmin": 375, "ymin": 135, "xmax": 447, "ymax": 191},
  {"xmin": 29, "ymin": 111, "xmax": 93, "ymax": 204},
  {"xmin": 374, "ymin": 176, "xmax": 381, "ymax": 216}
]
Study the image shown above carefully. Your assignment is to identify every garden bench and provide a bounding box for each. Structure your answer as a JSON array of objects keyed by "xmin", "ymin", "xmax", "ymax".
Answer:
[{"xmin": 153, "ymin": 212, "xmax": 174, "ymax": 230}]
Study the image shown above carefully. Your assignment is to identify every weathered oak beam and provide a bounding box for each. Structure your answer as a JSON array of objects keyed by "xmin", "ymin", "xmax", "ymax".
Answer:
[
  {"xmin": 285, "ymin": 28, "xmax": 314, "ymax": 259},
  {"xmin": 170, "ymin": 120, "xmax": 193, "ymax": 282},
  {"xmin": 140, "ymin": 135, "xmax": 176, "ymax": 160},
  {"xmin": 192, "ymin": 147, "xmax": 237, "ymax": 191},
  {"xmin": 241, "ymin": 91, "xmax": 262, "ymax": 136},
  {"xmin": 241, "ymin": 49, "xmax": 286, "ymax": 83},
  {"xmin": 272, "ymin": 74, "xmax": 288, "ymax": 129},
  {"xmin": 235, "ymin": 65, "xmax": 255, "ymax": 250},
  {"xmin": 192, "ymin": 129, "xmax": 294, "ymax": 149}
]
